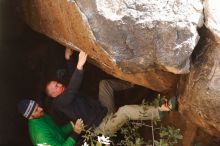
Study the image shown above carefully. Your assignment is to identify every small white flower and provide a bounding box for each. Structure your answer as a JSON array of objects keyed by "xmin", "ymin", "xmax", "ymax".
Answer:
[
  {"xmin": 97, "ymin": 135, "xmax": 111, "ymax": 145},
  {"xmin": 82, "ymin": 142, "xmax": 89, "ymax": 146}
]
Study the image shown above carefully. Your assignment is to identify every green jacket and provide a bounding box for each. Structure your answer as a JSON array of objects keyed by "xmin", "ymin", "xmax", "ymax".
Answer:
[{"xmin": 28, "ymin": 114, "xmax": 77, "ymax": 146}]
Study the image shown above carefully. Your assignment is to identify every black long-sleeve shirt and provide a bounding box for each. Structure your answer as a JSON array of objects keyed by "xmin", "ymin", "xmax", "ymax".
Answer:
[{"xmin": 53, "ymin": 69, "xmax": 107, "ymax": 128}]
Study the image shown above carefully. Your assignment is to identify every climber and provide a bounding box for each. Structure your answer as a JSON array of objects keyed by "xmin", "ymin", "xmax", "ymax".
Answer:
[
  {"xmin": 17, "ymin": 99, "xmax": 84, "ymax": 146},
  {"xmin": 45, "ymin": 50, "xmax": 177, "ymax": 135}
]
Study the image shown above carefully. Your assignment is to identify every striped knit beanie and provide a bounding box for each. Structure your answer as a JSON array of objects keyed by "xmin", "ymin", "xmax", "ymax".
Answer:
[{"xmin": 18, "ymin": 99, "xmax": 37, "ymax": 118}]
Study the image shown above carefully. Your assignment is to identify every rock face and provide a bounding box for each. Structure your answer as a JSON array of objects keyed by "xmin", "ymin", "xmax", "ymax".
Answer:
[
  {"xmin": 178, "ymin": 0, "xmax": 220, "ymax": 136},
  {"xmin": 74, "ymin": 0, "xmax": 203, "ymax": 74},
  {"xmin": 178, "ymin": 34, "xmax": 220, "ymax": 136},
  {"xmin": 204, "ymin": 0, "xmax": 220, "ymax": 43},
  {"xmin": 18, "ymin": 0, "xmax": 203, "ymax": 91}
]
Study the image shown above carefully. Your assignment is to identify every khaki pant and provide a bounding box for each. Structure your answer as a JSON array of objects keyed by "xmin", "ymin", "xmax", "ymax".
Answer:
[{"xmin": 96, "ymin": 80, "xmax": 160, "ymax": 135}]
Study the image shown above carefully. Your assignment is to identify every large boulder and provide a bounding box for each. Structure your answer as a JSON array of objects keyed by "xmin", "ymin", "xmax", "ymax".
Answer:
[
  {"xmin": 18, "ymin": 0, "xmax": 203, "ymax": 91},
  {"xmin": 74, "ymin": 0, "xmax": 203, "ymax": 74},
  {"xmin": 204, "ymin": 0, "xmax": 220, "ymax": 43},
  {"xmin": 178, "ymin": 33, "xmax": 220, "ymax": 136},
  {"xmin": 178, "ymin": 0, "xmax": 220, "ymax": 135}
]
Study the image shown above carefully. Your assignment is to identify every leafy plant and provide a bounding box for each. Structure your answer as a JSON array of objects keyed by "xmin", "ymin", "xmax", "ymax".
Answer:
[
  {"xmin": 117, "ymin": 121, "xmax": 146, "ymax": 146},
  {"xmin": 154, "ymin": 126, "xmax": 182, "ymax": 146}
]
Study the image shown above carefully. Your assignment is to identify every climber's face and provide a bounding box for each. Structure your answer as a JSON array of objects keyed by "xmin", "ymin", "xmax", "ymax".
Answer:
[{"xmin": 46, "ymin": 81, "xmax": 65, "ymax": 98}]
